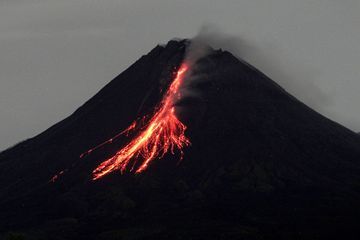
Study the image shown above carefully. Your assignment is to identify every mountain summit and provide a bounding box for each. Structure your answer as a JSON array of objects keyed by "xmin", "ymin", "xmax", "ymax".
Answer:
[{"xmin": 1, "ymin": 40, "xmax": 359, "ymax": 240}]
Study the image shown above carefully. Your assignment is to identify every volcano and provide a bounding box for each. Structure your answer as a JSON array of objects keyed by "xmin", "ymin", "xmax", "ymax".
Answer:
[{"xmin": 0, "ymin": 40, "xmax": 360, "ymax": 240}]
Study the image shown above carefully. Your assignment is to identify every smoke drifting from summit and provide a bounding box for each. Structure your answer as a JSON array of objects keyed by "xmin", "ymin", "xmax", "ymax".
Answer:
[
  {"xmin": 186, "ymin": 25, "xmax": 337, "ymax": 124},
  {"xmin": 171, "ymin": 38, "xmax": 212, "ymax": 104},
  {"xmin": 184, "ymin": 38, "xmax": 212, "ymax": 67},
  {"xmin": 1, "ymin": 1, "xmax": 359, "ymax": 151}
]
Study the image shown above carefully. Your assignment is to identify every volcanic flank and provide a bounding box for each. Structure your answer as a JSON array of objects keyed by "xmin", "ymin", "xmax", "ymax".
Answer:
[
  {"xmin": 88, "ymin": 63, "xmax": 190, "ymax": 180},
  {"xmin": 0, "ymin": 39, "xmax": 360, "ymax": 240}
]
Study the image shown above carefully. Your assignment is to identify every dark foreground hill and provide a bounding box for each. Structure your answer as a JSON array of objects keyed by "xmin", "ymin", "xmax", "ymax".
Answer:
[{"xmin": 0, "ymin": 40, "xmax": 360, "ymax": 240}]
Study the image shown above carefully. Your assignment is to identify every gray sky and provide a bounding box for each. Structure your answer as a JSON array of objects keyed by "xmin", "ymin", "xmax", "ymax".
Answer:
[{"xmin": 0, "ymin": 0, "xmax": 359, "ymax": 151}]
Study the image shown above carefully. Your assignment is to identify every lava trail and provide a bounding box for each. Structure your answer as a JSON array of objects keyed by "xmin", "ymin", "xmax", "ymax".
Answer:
[{"xmin": 91, "ymin": 64, "xmax": 191, "ymax": 180}]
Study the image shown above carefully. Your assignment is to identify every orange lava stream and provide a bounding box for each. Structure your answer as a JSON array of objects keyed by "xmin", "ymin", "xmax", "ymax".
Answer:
[{"xmin": 92, "ymin": 64, "xmax": 191, "ymax": 180}]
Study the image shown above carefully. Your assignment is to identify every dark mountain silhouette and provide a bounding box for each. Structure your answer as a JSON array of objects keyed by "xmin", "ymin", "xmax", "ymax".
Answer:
[{"xmin": 1, "ymin": 40, "xmax": 360, "ymax": 240}]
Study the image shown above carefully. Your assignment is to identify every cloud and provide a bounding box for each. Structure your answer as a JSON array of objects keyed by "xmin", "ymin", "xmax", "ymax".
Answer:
[{"xmin": 188, "ymin": 24, "xmax": 334, "ymax": 112}]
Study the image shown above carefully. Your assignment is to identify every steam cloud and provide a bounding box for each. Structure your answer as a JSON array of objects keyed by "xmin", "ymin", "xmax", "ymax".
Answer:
[{"xmin": 183, "ymin": 25, "xmax": 334, "ymax": 118}]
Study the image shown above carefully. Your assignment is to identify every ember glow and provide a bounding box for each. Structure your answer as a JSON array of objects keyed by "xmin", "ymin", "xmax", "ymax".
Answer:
[
  {"xmin": 50, "ymin": 170, "xmax": 65, "ymax": 183},
  {"xmin": 91, "ymin": 64, "xmax": 191, "ymax": 180}
]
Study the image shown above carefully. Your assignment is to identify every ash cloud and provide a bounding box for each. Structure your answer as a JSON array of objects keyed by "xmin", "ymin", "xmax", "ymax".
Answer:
[
  {"xmin": 175, "ymin": 36, "xmax": 213, "ymax": 102},
  {"xmin": 184, "ymin": 24, "xmax": 334, "ymax": 117}
]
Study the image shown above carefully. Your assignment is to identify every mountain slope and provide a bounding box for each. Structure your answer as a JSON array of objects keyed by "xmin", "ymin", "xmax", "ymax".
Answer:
[{"xmin": 1, "ymin": 40, "xmax": 360, "ymax": 240}]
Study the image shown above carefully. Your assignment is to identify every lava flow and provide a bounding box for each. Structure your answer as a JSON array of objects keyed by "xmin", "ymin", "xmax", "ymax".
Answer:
[{"xmin": 90, "ymin": 63, "xmax": 191, "ymax": 180}]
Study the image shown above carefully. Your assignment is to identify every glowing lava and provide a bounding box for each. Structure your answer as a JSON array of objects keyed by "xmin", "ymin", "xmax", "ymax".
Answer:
[{"xmin": 91, "ymin": 64, "xmax": 191, "ymax": 180}]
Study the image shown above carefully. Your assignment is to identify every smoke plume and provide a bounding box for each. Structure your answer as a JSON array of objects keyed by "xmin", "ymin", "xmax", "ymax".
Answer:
[{"xmin": 184, "ymin": 24, "xmax": 334, "ymax": 118}]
